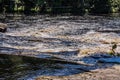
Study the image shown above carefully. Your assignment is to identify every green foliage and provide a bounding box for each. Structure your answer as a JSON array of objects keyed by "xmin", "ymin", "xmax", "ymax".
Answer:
[
  {"xmin": 109, "ymin": 0, "xmax": 120, "ymax": 12},
  {"xmin": 89, "ymin": 0, "xmax": 111, "ymax": 13},
  {"xmin": 88, "ymin": 0, "xmax": 120, "ymax": 13},
  {"xmin": 0, "ymin": 0, "xmax": 120, "ymax": 14},
  {"xmin": 48, "ymin": 0, "xmax": 86, "ymax": 14}
]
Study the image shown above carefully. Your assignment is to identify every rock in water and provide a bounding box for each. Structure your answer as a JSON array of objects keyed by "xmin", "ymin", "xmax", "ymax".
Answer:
[{"xmin": 0, "ymin": 23, "xmax": 7, "ymax": 32}]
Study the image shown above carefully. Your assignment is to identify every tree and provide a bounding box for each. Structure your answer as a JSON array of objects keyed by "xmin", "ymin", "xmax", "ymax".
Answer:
[{"xmin": 21, "ymin": 0, "xmax": 36, "ymax": 14}]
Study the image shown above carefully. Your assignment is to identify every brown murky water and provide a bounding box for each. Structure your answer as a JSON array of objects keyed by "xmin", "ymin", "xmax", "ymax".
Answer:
[{"xmin": 0, "ymin": 13, "xmax": 120, "ymax": 80}]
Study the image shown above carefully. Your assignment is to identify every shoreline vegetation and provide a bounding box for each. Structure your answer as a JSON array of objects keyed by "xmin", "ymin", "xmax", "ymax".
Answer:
[{"xmin": 0, "ymin": 0, "xmax": 120, "ymax": 15}]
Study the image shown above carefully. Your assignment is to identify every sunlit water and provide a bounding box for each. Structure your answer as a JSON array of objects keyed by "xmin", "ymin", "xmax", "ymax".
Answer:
[{"xmin": 0, "ymin": 13, "xmax": 120, "ymax": 79}]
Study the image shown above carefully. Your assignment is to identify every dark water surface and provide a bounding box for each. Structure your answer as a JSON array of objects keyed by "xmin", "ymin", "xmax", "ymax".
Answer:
[{"xmin": 0, "ymin": 54, "xmax": 86, "ymax": 80}]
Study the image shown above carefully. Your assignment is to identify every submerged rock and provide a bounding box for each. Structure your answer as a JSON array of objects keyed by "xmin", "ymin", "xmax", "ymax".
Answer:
[{"xmin": 0, "ymin": 23, "xmax": 7, "ymax": 32}]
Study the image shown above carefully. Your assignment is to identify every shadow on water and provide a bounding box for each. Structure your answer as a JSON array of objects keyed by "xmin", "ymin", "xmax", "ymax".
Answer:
[
  {"xmin": 0, "ymin": 52, "xmax": 119, "ymax": 80},
  {"xmin": 0, "ymin": 54, "xmax": 88, "ymax": 80}
]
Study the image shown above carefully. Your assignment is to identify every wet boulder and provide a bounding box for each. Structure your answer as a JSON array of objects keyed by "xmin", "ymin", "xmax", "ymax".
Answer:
[{"xmin": 0, "ymin": 23, "xmax": 7, "ymax": 32}]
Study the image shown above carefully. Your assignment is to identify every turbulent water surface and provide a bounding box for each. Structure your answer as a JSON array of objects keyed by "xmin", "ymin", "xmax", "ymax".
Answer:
[{"xmin": 0, "ymin": 13, "xmax": 120, "ymax": 80}]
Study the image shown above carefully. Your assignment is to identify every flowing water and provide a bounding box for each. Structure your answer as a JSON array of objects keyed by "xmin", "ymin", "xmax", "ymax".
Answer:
[
  {"xmin": 0, "ymin": 13, "xmax": 120, "ymax": 80},
  {"xmin": 0, "ymin": 54, "xmax": 87, "ymax": 80}
]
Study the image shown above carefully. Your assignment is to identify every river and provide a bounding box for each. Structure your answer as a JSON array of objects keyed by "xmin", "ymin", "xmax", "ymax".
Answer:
[{"xmin": 0, "ymin": 13, "xmax": 120, "ymax": 80}]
